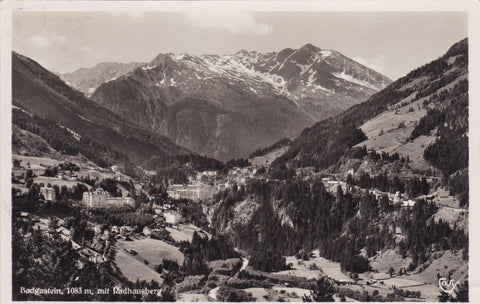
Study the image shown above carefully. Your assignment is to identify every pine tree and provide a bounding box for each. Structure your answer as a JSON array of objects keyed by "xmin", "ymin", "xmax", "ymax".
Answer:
[{"xmin": 302, "ymin": 277, "xmax": 334, "ymax": 302}]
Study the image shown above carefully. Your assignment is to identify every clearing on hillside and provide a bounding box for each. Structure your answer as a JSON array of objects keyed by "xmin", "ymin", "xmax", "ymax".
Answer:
[{"xmin": 117, "ymin": 237, "xmax": 184, "ymax": 266}]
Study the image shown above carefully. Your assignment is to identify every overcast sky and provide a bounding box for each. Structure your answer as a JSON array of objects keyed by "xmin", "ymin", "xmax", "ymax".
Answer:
[{"xmin": 13, "ymin": 11, "xmax": 467, "ymax": 80}]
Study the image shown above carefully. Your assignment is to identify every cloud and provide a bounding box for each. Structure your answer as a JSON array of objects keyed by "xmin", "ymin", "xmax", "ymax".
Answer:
[
  {"xmin": 28, "ymin": 35, "xmax": 51, "ymax": 47},
  {"xmin": 183, "ymin": 11, "xmax": 272, "ymax": 36},
  {"xmin": 28, "ymin": 34, "xmax": 67, "ymax": 48},
  {"xmin": 353, "ymin": 55, "xmax": 386, "ymax": 74},
  {"xmin": 51, "ymin": 34, "xmax": 67, "ymax": 45},
  {"xmin": 81, "ymin": 45, "xmax": 104, "ymax": 57}
]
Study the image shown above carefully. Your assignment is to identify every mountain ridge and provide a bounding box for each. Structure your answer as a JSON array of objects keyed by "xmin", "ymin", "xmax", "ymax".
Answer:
[
  {"xmin": 12, "ymin": 52, "xmax": 188, "ymax": 167},
  {"xmin": 60, "ymin": 61, "xmax": 145, "ymax": 97},
  {"xmin": 90, "ymin": 43, "xmax": 391, "ymax": 161},
  {"xmin": 271, "ymin": 38, "xmax": 468, "ymax": 177}
]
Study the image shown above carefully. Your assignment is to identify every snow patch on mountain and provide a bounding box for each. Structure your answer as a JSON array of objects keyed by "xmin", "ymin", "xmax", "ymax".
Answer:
[
  {"xmin": 320, "ymin": 50, "xmax": 332, "ymax": 57},
  {"xmin": 332, "ymin": 71, "xmax": 381, "ymax": 91},
  {"xmin": 141, "ymin": 64, "xmax": 157, "ymax": 71}
]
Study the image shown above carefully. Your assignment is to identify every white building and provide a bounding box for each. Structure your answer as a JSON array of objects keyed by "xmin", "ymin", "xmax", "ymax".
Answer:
[
  {"xmin": 164, "ymin": 210, "xmax": 182, "ymax": 224},
  {"xmin": 167, "ymin": 184, "xmax": 216, "ymax": 202},
  {"xmin": 111, "ymin": 226, "xmax": 119, "ymax": 234},
  {"xmin": 82, "ymin": 188, "xmax": 135, "ymax": 208},
  {"xmin": 40, "ymin": 186, "xmax": 56, "ymax": 202},
  {"xmin": 402, "ymin": 199, "xmax": 416, "ymax": 208},
  {"xmin": 392, "ymin": 191, "xmax": 402, "ymax": 204}
]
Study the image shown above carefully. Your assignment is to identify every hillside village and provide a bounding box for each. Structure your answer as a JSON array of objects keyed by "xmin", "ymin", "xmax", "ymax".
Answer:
[
  {"xmin": 10, "ymin": 34, "xmax": 469, "ymax": 302},
  {"xmin": 12, "ymin": 135, "xmax": 468, "ymax": 301}
]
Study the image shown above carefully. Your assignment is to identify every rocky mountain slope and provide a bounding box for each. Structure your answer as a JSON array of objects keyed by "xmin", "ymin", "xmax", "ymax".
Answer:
[
  {"xmin": 60, "ymin": 62, "xmax": 145, "ymax": 97},
  {"xmin": 273, "ymin": 38, "xmax": 468, "ymax": 179},
  {"xmin": 209, "ymin": 39, "xmax": 468, "ymax": 294},
  {"xmin": 90, "ymin": 44, "xmax": 391, "ymax": 161},
  {"xmin": 12, "ymin": 52, "xmax": 187, "ymax": 167}
]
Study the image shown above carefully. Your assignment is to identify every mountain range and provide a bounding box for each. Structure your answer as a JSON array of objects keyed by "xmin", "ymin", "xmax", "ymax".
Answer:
[
  {"xmin": 210, "ymin": 39, "xmax": 469, "ymax": 288},
  {"xmin": 11, "ymin": 37, "xmax": 469, "ymax": 302},
  {"xmin": 12, "ymin": 52, "xmax": 188, "ymax": 169},
  {"xmin": 272, "ymin": 38, "xmax": 468, "ymax": 178},
  {"xmin": 60, "ymin": 62, "xmax": 145, "ymax": 97},
  {"xmin": 66, "ymin": 44, "xmax": 391, "ymax": 161}
]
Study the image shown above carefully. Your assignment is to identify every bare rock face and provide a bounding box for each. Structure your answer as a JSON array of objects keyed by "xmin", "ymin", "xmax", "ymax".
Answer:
[{"xmin": 91, "ymin": 44, "xmax": 391, "ymax": 161}]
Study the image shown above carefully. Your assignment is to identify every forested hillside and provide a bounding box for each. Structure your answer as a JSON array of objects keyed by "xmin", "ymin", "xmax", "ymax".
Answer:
[
  {"xmin": 12, "ymin": 52, "xmax": 188, "ymax": 166},
  {"xmin": 211, "ymin": 38, "xmax": 469, "ymax": 281},
  {"xmin": 272, "ymin": 38, "xmax": 468, "ymax": 174}
]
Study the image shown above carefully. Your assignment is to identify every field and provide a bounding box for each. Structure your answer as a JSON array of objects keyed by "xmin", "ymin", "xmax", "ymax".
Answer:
[
  {"xmin": 117, "ymin": 237, "xmax": 184, "ymax": 266},
  {"xmin": 244, "ymin": 287, "xmax": 268, "ymax": 301},
  {"xmin": 274, "ymin": 250, "xmax": 352, "ymax": 282},
  {"xmin": 177, "ymin": 292, "xmax": 209, "ymax": 302},
  {"xmin": 408, "ymin": 250, "xmax": 467, "ymax": 286},
  {"xmin": 369, "ymin": 249, "xmax": 412, "ymax": 274},
  {"xmin": 114, "ymin": 248, "xmax": 164, "ymax": 283},
  {"xmin": 14, "ymin": 154, "xmax": 60, "ymax": 168},
  {"xmin": 11, "ymin": 154, "xmax": 137, "ymax": 198},
  {"xmin": 251, "ymin": 146, "xmax": 289, "ymax": 167},
  {"xmin": 166, "ymin": 224, "xmax": 211, "ymax": 242},
  {"xmin": 272, "ymin": 286, "xmax": 309, "ymax": 299},
  {"xmin": 362, "ymin": 249, "xmax": 468, "ymax": 301},
  {"xmin": 12, "ymin": 154, "xmax": 105, "ymax": 189},
  {"xmin": 269, "ymin": 248, "xmax": 453, "ymax": 302},
  {"xmin": 356, "ymin": 73, "xmax": 468, "ymax": 172},
  {"xmin": 208, "ymin": 258, "xmax": 243, "ymax": 275}
]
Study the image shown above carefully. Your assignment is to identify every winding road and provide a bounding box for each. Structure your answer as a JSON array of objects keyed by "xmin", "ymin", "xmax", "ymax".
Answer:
[{"xmin": 208, "ymin": 257, "xmax": 249, "ymax": 300}]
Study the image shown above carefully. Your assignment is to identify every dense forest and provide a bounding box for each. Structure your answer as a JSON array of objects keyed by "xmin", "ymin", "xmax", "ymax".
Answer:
[
  {"xmin": 12, "ymin": 222, "xmax": 175, "ymax": 301},
  {"xmin": 212, "ymin": 177, "xmax": 468, "ymax": 274},
  {"xmin": 12, "ymin": 109, "xmax": 138, "ymax": 175},
  {"xmin": 249, "ymin": 138, "xmax": 292, "ymax": 158},
  {"xmin": 411, "ymin": 78, "xmax": 468, "ymax": 178},
  {"xmin": 177, "ymin": 232, "xmax": 239, "ymax": 275}
]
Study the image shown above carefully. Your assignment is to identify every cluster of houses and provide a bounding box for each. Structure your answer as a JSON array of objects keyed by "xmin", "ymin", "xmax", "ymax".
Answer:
[
  {"xmin": 227, "ymin": 166, "xmax": 257, "ymax": 185},
  {"xmin": 151, "ymin": 202, "xmax": 183, "ymax": 224},
  {"xmin": 111, "ymin": 225, "xmax": 134, "ymax": 235},
  {"xmin": 82, "ymin": 188, "xmax": 135, "ymax": 208},
  {"xmin": 167, "ymin": 167, "xmax": 261, "ymax": 202},
  {"xmin": 322, "ymin": 177, "xmax": 349, "ymax": 193},
  {"xmin": 166, "ymin": 170, "xmax": 222, "ymax": 202},
  {"xmin": 190, "ymin": 170, "xmax": 217, "ymax": 184},
  {"xmin": 53, "ymin": 223, "xmax": 110, "ymax": 265},
  {"xmin": 321, "ymin": 177, "xmax": 417, "ymax": 208},
  {"xmin": 368, "ymin": 189, "xmax": 416, "ymax": 208},
  {"xmin": 56, "ymin": 170, "xmax": 78, "ymax": 181}
]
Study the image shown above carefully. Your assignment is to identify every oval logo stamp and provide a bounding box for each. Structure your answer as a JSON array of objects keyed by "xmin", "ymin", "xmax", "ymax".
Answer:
[{"xmin": 439, "ymin": 278, "xmax": 459, "ymax": 294}]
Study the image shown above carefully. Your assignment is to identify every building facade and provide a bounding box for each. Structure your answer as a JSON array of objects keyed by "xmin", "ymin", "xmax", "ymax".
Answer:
[
  {"xmin": 40, "ymin": 186, "xmax": 56, "ymax": 201},
  {"xmin": 164, "ymin": 210, "xmax": 182, "ymax": 224},
  {"xmin": 82, "ymin": 188, "xmax": 135, "ymax": 208},
  {"xmin": 167, "ymin": 184, "xmax": 216, "ymax": 202}
]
